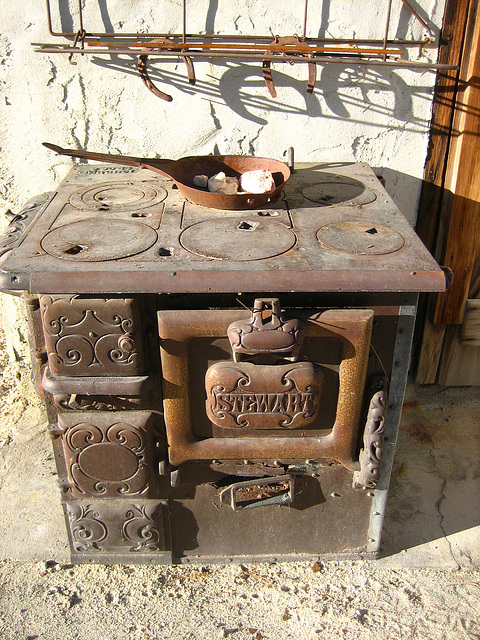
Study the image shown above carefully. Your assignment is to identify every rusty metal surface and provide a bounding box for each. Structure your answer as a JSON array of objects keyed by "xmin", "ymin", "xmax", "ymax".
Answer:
[
  {"xmin": 353, "ymin": 377, "xmax": 387, "ymax": 490},
  {"xmin": 41, "ymin": 219, "xmax": 158, "ymax": 261},
  {"xmin": 39, "ymin": 295, "xmax": 147, "ymax": 377},
  {"xmin": 24, "ymin": 295, "xmax": 48, "ymax": 401},
  {"xmin": 36, "ymin": 0, "xmax": 454, "ymax": 112},
  {"xmin": 205, "ymin": 298, "xmax": 324, "ymax": 431},
  {"xmin": 0, "ymin": 192, "xmax": 52, "ymax": 261},
  {"xmin": 219, "ymin": 475, "xmax": 295, "ymax": 511},
  {"xmin": 138, "ymin": 37, "xmax": 195, "ymax": 101},
  {"xmin": 64, "ymin": 499, "xmax": 171, "ymax": 561},
  {"xmin": 41, "ymin": 0, "xmax": 433, "ymax": 46},
  {"xmin": 19, "ymin": 288, "xmax": 409, "ymax": 563},
  {"xmin": 158, "ymin": 306, "xmax": 373, "ymax": 468},
  {"xmin": 227, "ymin": 298, "xmax": 305, "ymax": 360},
  {"xmin": 179, "ymin": 218, "xmax": 296, "ymax": 260},
  {"xmin": 0, "ymin": 160, "xmax": 431, "ymax": 564},
  {"xmin": 42, "ymin": 369, "xmax": 153, "ymax": 395},
  {"xmin": 50, "ymin": 411, "xmax": 159, "ymax": 498},
  {"xmin": 68, "ymin": 180, "xmax": 167, "ymax": 214},
  {"xmin": 302, "ymin": 182, "xmax": 377, "ymax": 205},
  {"xmin": 169, "ymin": 464, "xmax": 374, "ymax": 560},
  {"xmin": 205, "ymin": 360, "xmax": 324, "ymax": 430},
  {"xmin": 52, "ymin": 394, "xmax": 144, "ymax": 412},
  {"xmin": 263, "ymin": 36, "xmax": 316, "ymax": 97},
  {"xmin": 0, "ymin": 163, "xmax": 447, "ymax": 294},
  {"xmin": 317, "ymin": 222, "xmax": 405, "ymax": 256}
]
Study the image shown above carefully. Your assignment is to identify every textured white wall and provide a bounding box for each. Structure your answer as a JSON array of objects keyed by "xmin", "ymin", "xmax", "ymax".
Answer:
[{"xmin": 0, "ymin": 0, "xmax": 445, "ymax": 226}]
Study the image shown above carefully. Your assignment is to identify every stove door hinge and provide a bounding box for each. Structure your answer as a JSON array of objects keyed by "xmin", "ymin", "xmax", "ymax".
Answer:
[{"xmin": 47, "ymin": 422, "xmax": 64, "ymax": 439}]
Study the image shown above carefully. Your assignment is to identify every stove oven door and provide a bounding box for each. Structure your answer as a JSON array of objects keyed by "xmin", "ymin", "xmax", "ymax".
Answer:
[
  {"xmin": 39, "ymin": 294, "xmax": 151, "ymax": 395},
  {"xmin": 158, "ymin": 298, "xmax": 376, "ymax": 477}
]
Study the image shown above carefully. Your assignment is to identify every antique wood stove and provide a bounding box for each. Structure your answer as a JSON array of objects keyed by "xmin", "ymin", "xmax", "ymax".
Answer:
[{"xmin": 0, "ymin": 160, "xmax": 447, "ymax": 563}]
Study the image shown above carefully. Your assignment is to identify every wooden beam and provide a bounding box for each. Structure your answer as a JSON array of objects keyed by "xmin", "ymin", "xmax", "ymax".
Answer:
[
  {"xmin": 416, "ymin": 0, "xmax": 471, "ymax": 252},
  {"xmin": 415, "ymin": 0, "xmax": 471, "ymax": 382},
  {"xmin": 433, "ymin": 0, "xmax": 480, "ymax": 324},
  {"xmin": 415, "ymin": 315, "xmax": 447, "ymax": 383}
]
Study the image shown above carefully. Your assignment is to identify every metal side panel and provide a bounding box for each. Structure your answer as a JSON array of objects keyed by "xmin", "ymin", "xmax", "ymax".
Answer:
[
  {"xmin": 168, "ymin": 465, "xmax": 374, "ymax": 562},
  {"xmin": 367, "ymin": 294, "xmax": 418, "ymax": 555}
]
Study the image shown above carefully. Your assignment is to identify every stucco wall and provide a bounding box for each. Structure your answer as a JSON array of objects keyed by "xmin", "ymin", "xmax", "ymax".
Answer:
[{"xmin": 0, "ymin": 1, "xmax": 445, "ymax": 359}]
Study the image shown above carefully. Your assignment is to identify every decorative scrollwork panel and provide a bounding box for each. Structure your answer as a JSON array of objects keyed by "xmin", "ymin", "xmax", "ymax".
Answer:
[
  {"xmin": 353, "ymin": 379, "xmax": 387, "ymax": 490},
  {"xmin": 206, "ymin": 360, "xmax": 323, "ymax": 430},
  {"xmin": 40, "ymin": 295, "xmax": 147, "ymax": 376},
  {"xmin": 57, "ymin": 411, "xmax": 156, "ymax": 497},
  {"xmin": 64, "ymin": 500, "xmax": 169, "ymax": 556}
]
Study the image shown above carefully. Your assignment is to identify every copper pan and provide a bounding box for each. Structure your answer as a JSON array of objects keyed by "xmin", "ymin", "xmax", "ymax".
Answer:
[{"xmin": 43, "ymin": 143, "xmax": 290, "ymax": 211}]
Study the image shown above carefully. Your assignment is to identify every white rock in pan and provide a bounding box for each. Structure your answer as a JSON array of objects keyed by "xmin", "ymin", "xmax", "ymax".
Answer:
[
  {"xmin": 193, "ymin": 174, "xmax": 209, "ymax": 188},
  {"xmin": 240, "ymin": 169, "xmax": 275, "ymax": 194},
  {"xmin": 207, "ymin": 172, "xmax": 240, "ymax": 194}
]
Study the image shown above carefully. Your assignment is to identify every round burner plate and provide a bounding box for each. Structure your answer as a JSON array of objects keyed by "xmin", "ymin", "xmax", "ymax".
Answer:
[
  {"xmin": 303, "ymin": 181, "xmax": 376, "ymax": 206},
  {"xmin": 180, "ymin": 218, "xmax": 296, "ymax": 261},
  {"xmin": 317, "ymin": 222, "xmax": 405, "ymax": 256},
  {"xmin": 70, "ymin": 182, "xmax": 167, "ymax": 212},
  {"xmin": 41, "ymin": 219, "xmax": 158, "ymax": 261}
]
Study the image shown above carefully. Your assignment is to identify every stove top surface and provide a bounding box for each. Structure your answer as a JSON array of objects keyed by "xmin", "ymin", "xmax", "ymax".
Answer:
[{"xmin": 0, "ymin": 162, "xmax": 446, "ymax": 294}]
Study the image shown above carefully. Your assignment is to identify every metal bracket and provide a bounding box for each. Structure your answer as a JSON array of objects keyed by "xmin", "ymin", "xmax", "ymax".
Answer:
[
  {"xmin": 263, "ymin": 35, "xmax": 316, "ymax": 97},
  {"xmin": 47, "ymin": 422, "xmax": 64, "ymax": 439},
  {"xmin": 138, "ymin": 38, "xmax": 196, "ymax": 101},
  {"xmin": 227, "ymin": 298, "xmax": 305, "ymax": 362}
]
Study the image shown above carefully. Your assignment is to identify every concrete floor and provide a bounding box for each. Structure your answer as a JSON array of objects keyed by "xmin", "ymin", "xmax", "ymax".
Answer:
[
  {"xmin": 379, "ymin": 384, "xmax": 480, "ymax": 569},
  {"xmin": 0, "ymin": 383, "xmax": 478, "ymax": 568}
]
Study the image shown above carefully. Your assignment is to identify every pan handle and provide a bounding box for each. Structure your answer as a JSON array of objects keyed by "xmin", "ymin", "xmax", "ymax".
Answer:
[
  {"xmin": 139, "ymin": 162, "xmax": 179, "ymax": 181},
  {"xmin": 43, "ymin": 143, "xmax": 176, "ymax": 175},
  {"xmin": 43, "ymin": 142, "xmax": 145, "ymax": 168}
]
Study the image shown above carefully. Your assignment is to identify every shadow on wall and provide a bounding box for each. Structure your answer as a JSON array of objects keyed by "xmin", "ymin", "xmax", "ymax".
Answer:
[
  {"xmin": 51, "ymin": 0, "xmax": 438, "ymax": 127},
  {"xmin": 90, "ymin": 56, "xmax": 436, "ymax": 130},
  {"xmin": 53, "ymin": 0, "xmax": 437, "ymax": 128}
]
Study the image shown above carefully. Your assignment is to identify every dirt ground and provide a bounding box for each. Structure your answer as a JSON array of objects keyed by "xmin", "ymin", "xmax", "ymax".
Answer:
[
  {"xmin": 0, "ymin": 308, "xmax": 479, "ymax": 640},
  {"xmin": 1, "ymin": 557, "xmax": 480, "ymax": 640}
]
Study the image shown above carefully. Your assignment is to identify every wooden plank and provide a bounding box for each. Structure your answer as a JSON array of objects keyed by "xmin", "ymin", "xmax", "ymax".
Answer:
[
  {"xmin": 414, "ymin": 0, "xmax": 470, "ymax": 383},
  {"xmin": 433, "ymin": 0, "xmax": 480, "ymax": 324},
  {"xmin": 438, "ymin": 324, "xmax": 480, "ymax": 385},
  {"xmin": 470, "ymin": 259, "xmax": 480, "ymax": 297},
  {"xmin": 416, "ymin": 0, "xmax": 471, "ymax": 253},
  {"xmin": 460, "ymin": 299, "xmax": 480, "ymax": 344},
  {"xmin": 415, "ymin": 315, "xmax": 446, "ymax": 383}
]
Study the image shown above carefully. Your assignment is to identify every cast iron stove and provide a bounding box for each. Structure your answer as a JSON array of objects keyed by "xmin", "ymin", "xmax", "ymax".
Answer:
[{"xmin": 0, "ymin": 161, "xmax": 447, "ymax": 563}]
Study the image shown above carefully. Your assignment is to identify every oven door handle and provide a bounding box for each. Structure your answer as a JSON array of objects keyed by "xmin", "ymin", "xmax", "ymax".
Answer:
[{"xmin": 219, "ymin": 474, "xmax": 295, "ymax": 511}]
